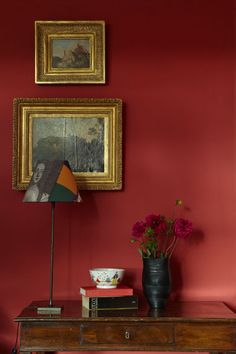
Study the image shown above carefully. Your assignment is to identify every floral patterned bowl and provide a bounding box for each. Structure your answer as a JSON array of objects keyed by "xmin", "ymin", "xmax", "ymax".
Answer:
[{"xmin": 89, "ymin": 268, "xmax": 125, "ymax": 288}]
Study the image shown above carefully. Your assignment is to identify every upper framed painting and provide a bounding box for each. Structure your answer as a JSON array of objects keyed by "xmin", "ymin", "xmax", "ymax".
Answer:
[
  {"xmin": 35, "ymin": 21, "xmax": 105, "ymax": 84},
  {"xmin": 12, "ymin": 98, "xmax": 122, "ymax": 190}
]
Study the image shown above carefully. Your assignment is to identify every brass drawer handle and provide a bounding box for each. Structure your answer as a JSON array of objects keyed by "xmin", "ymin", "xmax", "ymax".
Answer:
[{"xmin": 125, "ymin": 330, "xmax": 130, "ymax": 339}]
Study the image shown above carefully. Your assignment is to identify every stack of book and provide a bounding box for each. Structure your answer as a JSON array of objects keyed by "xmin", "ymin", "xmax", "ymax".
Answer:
[{"xmin": 80, "ymin": 285, "xmax": 138, "ymax": 310}]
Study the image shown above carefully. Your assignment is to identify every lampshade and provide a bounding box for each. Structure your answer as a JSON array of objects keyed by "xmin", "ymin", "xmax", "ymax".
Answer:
[
  {"xmin": 23, "ymin": 160, "xmax": 81, "ymax": 203},
  {"xmin": 23, "ymin": 160, "xmax": 81, "ymax": 314}
]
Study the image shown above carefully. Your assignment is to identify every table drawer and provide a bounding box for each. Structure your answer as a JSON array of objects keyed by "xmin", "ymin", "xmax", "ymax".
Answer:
[
  {"xmin": 176, "ymin": 323, "xmax": 236, "ymax": 350},
  {"xmin": 21, "ymin": 322, "xmax": 81, "ymax": 351},
  {"xmin": 80, "ymin": 323, "xmax": 175, "ymax": 347}
]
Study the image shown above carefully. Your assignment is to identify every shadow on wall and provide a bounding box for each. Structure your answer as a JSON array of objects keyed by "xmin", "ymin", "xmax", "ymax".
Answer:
[
  {"xmin": 170, "ymin": 228, "xmax": 204, "ymax": 300},
  {"xmin": 188, "ymin": 228, "xmax": 205, "ymax": 247},
  {"xmin": 0, "ymin": 343, "xmax": 10, "ymax": 354},
  {"xmin": 169, "ymin": 257, "xmax": 183, "ymax": 300},
  {"xmin": 0, "ymin": 307, "xmax": 16, "ymax": 354},
  {"xmin": 122, "ymin": 267, "xmax": 138, "ymax": 285}
]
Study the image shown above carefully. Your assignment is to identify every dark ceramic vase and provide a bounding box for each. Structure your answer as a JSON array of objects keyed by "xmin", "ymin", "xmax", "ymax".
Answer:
[{"xmin": 142, "ymin": 257, "xmax": 171, "ymax": 309}]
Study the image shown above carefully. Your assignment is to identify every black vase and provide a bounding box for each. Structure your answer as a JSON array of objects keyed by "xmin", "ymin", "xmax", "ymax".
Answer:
[{"xmin": 142, "ymin": 257, "xmax": 171, "ymax": 309}]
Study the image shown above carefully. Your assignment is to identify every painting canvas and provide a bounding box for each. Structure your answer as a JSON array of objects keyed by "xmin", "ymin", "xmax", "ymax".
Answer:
[
  {"xmin": 12, "ymin": 98, "xmax": 122, "ymax": 190},
  {"xmin": 52, "ymin": 38, "xmax": 91, "ymax": 69},
  {"xmin": 32, "ymin": 117, "xmax": 105, "ymax": 173}
]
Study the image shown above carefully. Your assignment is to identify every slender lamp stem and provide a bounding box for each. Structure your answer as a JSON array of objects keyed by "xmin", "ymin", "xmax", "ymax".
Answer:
[
  {"xmin": 49, "ymin": 201, "xmax": 55, "ymax": 307},
  {"xmin": 37, "ymin": 201, "xmax": 62, "ymax": 314}
]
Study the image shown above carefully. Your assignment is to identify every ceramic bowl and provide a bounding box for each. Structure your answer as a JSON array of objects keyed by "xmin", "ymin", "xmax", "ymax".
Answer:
[{"xmin": 89, "ymin": 268, "xmax": 125, "ymax": 288}]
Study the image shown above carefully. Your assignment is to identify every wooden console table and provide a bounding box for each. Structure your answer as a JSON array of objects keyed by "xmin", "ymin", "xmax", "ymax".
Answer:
[{"xmin": 15, "ymin": 300, "xmax": 236, "ymax": 353}]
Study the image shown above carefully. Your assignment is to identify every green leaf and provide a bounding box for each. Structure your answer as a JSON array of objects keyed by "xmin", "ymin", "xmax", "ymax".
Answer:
[
  {"xmin": 138, "ymin": 248, "xmax": 143, "ymax": 256},
  {"xmin": 146, "ymin": 227, "xmax": 154, "ymax": 236}
]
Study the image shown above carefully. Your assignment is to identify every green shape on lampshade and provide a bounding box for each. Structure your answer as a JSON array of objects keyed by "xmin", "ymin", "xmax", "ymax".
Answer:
[{"xmin": 49, "ymin": 183, "xmax": 76, "ymax": 202}]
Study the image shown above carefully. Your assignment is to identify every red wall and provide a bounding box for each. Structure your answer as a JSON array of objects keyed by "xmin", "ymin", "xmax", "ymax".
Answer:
[{"xmin": 0, "ymin": 0, "xmax": 235, "ymax": 353}]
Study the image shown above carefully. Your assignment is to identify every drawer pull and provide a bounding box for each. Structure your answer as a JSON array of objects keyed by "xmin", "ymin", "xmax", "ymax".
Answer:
[{"xmin": 125, "ymin": 330, "xmax": 130, "ymax": 339}]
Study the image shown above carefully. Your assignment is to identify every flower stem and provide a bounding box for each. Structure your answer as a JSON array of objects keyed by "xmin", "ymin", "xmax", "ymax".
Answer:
[
  {"xmin": 165, "ymin": 235, "xmax": 177, "ymax": 257},
  {"xmin": 162, "ymin": 233, "xmax": 170, "ymax": 255},
  {"xmin": 168, "ymin": 237, "xmax": 179, "ymax": 259}
]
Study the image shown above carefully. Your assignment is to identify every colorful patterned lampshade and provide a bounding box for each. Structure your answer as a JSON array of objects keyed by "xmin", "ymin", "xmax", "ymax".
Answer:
[
  {"xmin": 23, "ymin": 160, "xmax": 81, "ymax": 203},
  {"xmin": 23, "ymin": 160, "xmax": 81, "ymax": 314}
]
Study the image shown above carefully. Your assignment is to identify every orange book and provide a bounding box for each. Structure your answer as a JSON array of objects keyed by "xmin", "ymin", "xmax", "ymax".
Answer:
[{"xmin": 80, "ymin": 285, "xmax": 133, "ymax": 297}]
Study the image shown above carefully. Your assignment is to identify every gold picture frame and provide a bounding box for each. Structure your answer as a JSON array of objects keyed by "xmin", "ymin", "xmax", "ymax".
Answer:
[
  {"xmin": 13, "ymin": 98, "xmax": 122, "ymax": 190},
  {"xmin": 35, "ymin": 21, "xmax": 105, "ymax": 84}
]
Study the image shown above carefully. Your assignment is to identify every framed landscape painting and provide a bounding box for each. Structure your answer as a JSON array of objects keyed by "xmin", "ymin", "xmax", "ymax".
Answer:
[
  {"xmin": 13, "ymin": 98, "xmax": 122, "ymax": 190},
  {"xmin": 35, "ymin": 21, "xmax": 105, "ymax": 84}
]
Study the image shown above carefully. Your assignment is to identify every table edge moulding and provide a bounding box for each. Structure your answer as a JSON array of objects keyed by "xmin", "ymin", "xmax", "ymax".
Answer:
[{"xmin": 15, "ymin": 300, "xmax": 236, "ymax": 354}]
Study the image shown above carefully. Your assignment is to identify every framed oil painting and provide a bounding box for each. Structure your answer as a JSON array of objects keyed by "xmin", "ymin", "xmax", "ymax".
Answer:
[
  {"xmin": 35, "ymin": 21, "xmax": 105, "ymax": 84},
  {"xmin": 13, "ymin": 98, "xmax": 122, "ymax": 190}
]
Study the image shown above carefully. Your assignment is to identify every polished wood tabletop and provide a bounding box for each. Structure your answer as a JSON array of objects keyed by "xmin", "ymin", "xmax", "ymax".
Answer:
[
  {"xmin": 16, "ymin": 300, "xmax": 236, "ymax": 320},
  {"xmin": 16, "ymin": 301, "xmax": 236, "ymax": 353}
]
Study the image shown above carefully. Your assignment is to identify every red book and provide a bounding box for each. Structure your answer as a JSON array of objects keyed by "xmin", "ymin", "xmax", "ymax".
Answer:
[{"xmin": 80, "ymin": 285, "xmax": 133, "ymax": 297}]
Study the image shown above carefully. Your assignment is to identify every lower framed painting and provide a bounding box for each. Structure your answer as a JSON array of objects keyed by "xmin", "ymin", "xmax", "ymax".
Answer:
[{"xmin": 12, "ymin": 98, "xmax": 122, "ymax": 190}]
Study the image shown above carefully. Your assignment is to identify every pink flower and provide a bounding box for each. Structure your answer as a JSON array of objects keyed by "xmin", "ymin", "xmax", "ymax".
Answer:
[
  {"xmin": 145, "ymin": 214, "xmax": 161, "ymax": 227},
  {"xmin": 145, "ymin": 214, "xmax": 167, "ymax": 234},
  {"xmin": 154, "ymin": 221, "xmax": 167, "ymax": 234},
  {"xmin": 131, "ymin": 221, "xmax": 146, "ymax": 240},
  {"xmin": 173, "ymin": 218, "xmax": 193, "ymax": 239}
]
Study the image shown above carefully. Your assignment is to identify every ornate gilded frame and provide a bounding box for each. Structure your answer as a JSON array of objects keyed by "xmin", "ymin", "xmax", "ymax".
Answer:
[
  {"xmin": 35, "ymin": 21, "xmax": 105, "ymax": 84},
  {"xmin": 12, "ymin": 98, "xmax": 122, "ymax": 190}
]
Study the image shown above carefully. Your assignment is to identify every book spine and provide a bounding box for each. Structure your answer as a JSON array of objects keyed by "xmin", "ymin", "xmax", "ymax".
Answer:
[
  {"xmin": 80, "ymin": 287, "xmax": 133, "ymax": 297},
  {"xmin": 82, "ymin": 307, "xmax": 138, "ymax": 318},
  {"xmin": 83, "ymin": 295, "xmax": 138, "ymax": 310}
]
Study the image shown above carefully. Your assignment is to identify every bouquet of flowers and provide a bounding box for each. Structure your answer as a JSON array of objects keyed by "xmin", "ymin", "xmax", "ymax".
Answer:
[{"xmin": 131, "ymin": 200, "xmax": 193, "ymax": 259}]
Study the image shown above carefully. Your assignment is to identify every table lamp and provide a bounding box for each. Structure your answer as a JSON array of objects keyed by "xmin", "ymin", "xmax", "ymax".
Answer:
[{"xmin": 23, "ymin": 160, "xmax": 81, "ymax": 314}]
